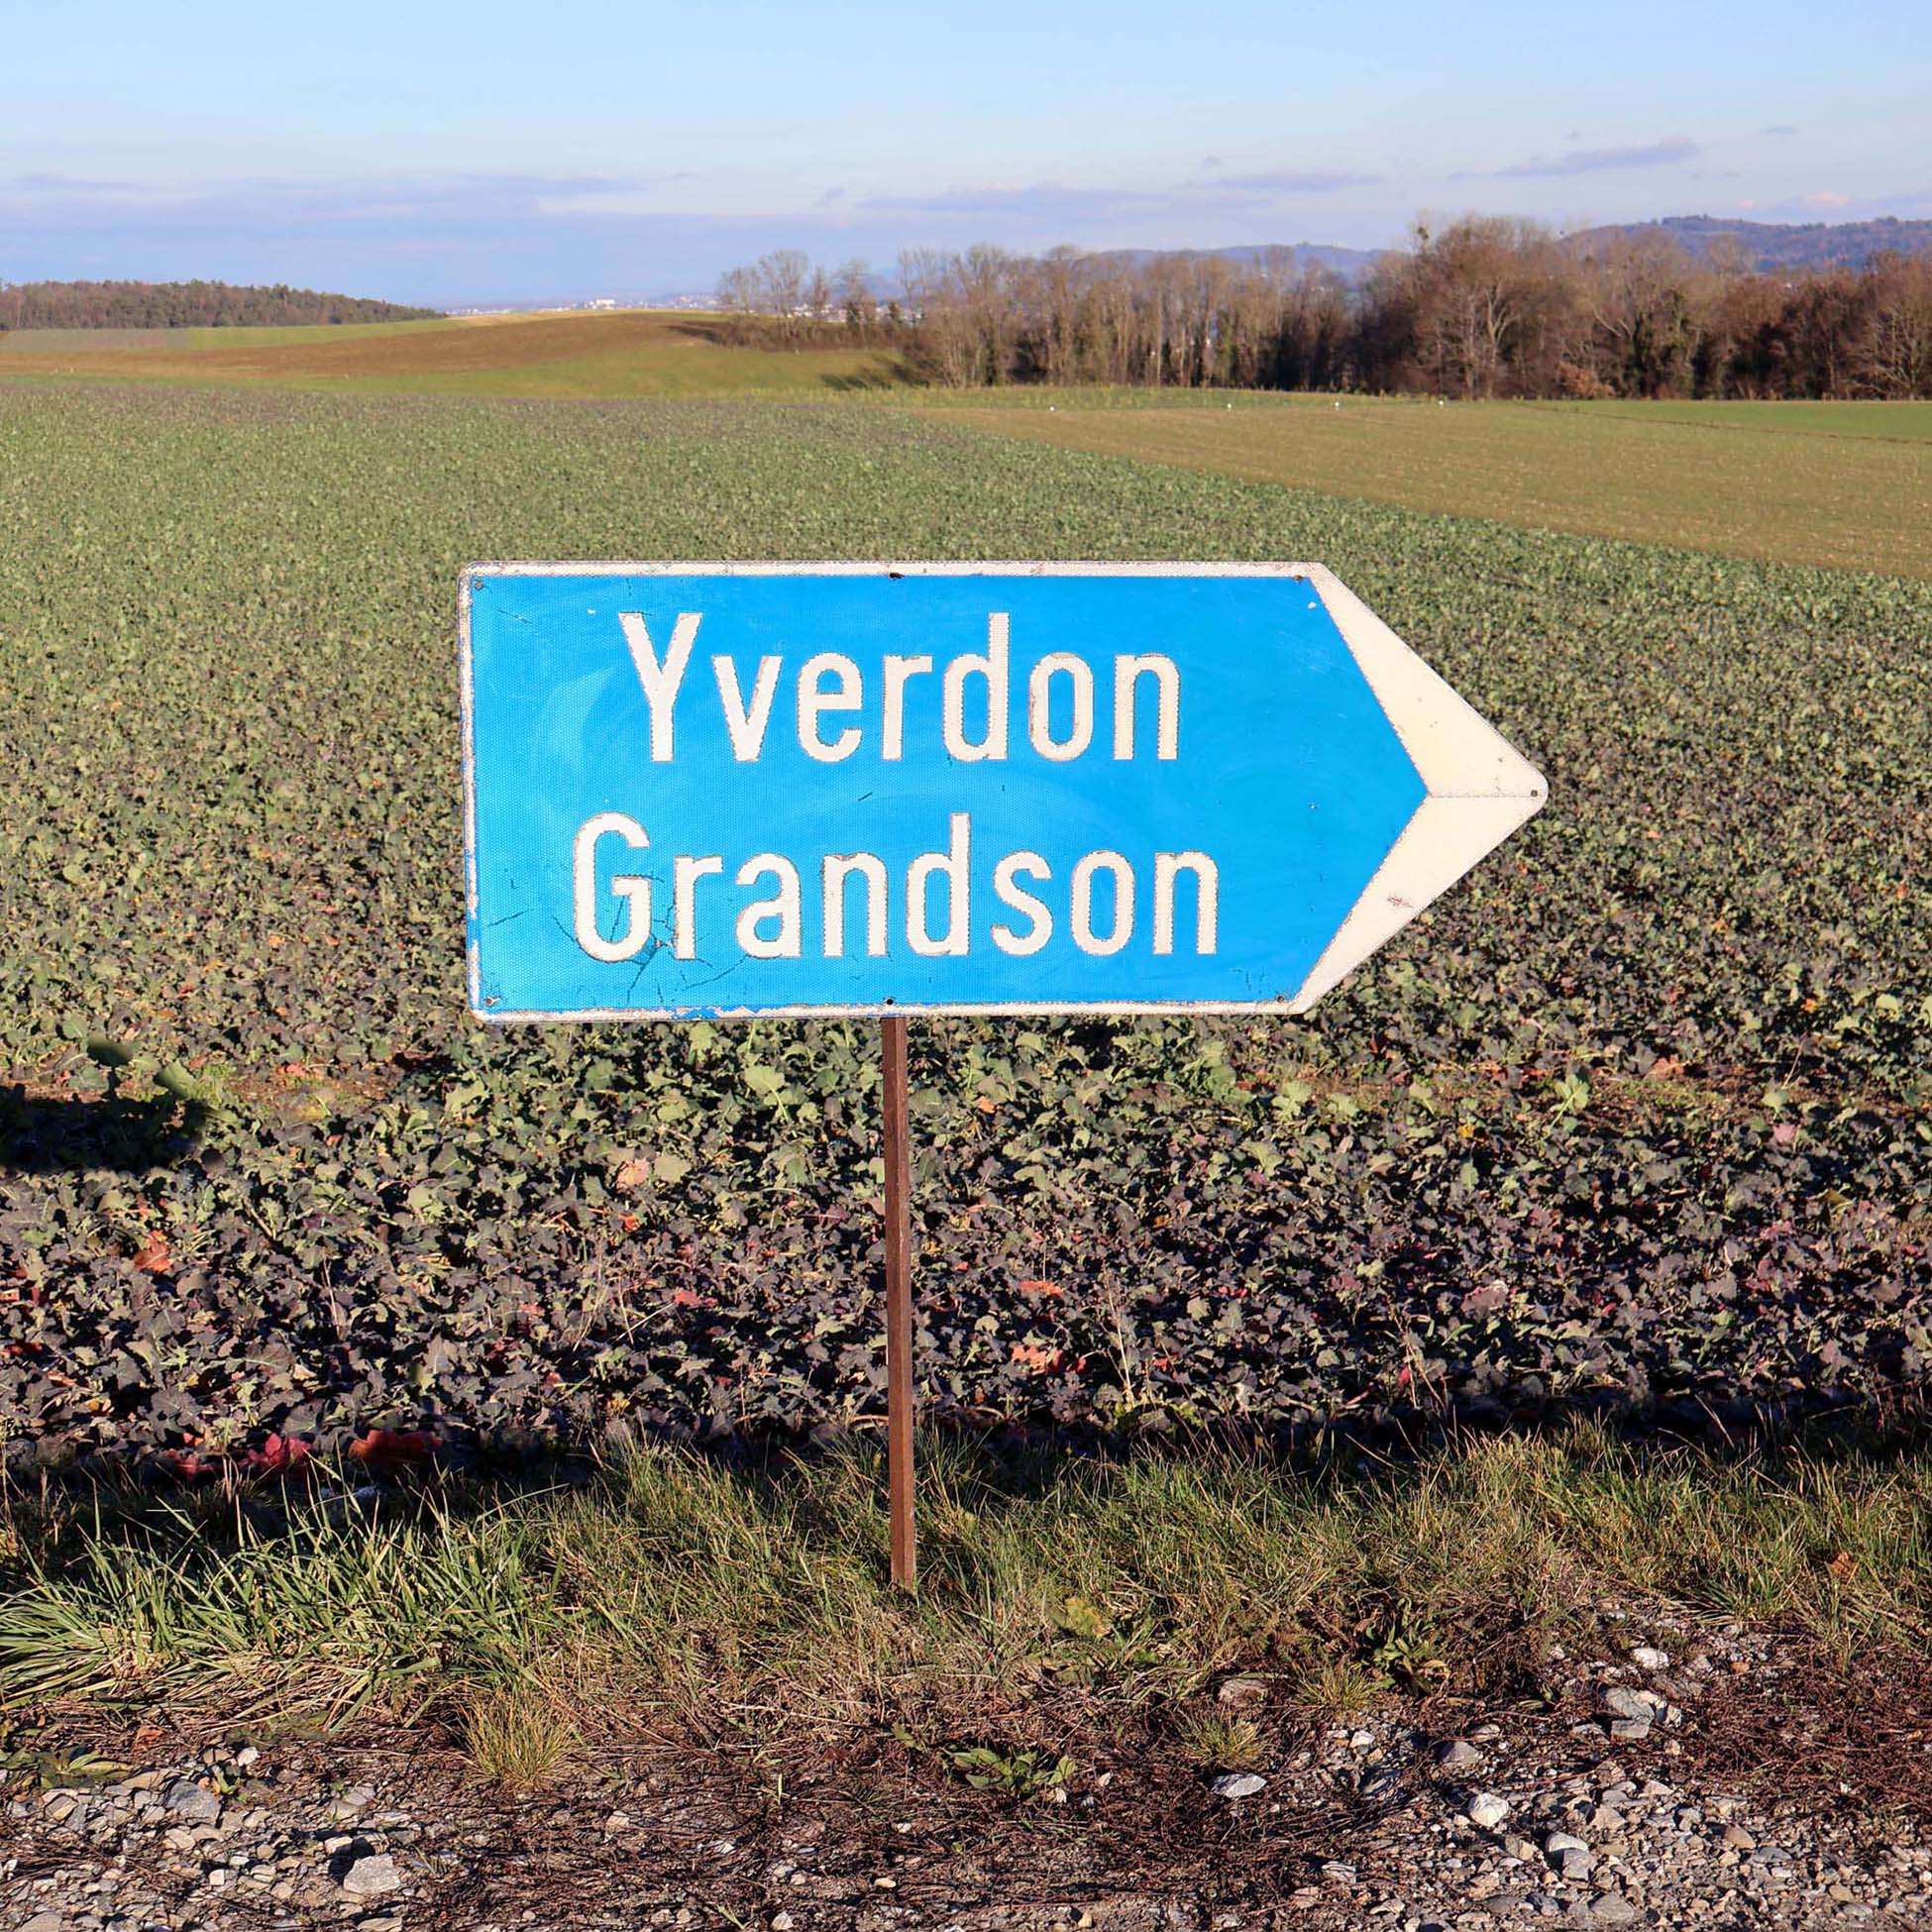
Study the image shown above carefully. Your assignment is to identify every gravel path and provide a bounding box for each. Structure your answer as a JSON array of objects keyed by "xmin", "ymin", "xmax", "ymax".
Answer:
[{"xmin": 8, "ymin": 1639, "xmax": 1930, "ymax": 1932}]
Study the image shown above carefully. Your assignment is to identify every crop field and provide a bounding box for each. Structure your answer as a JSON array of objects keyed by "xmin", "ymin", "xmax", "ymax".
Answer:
[
  {"xmin": 6, "ymin": 311, "xmax": 1922, "ymax": 572},
  {"xmin": 1582, "ymin": 397, "xmax": 1932, "ymax": 443},
  {"xmin": 0, "ymin": 379, "xmax": 1929, "ymax": 1469},
  {"xmin": 918, "ymin": 390, "xmax": 1932, "ymax": 578},
  {"xmin": 0, "ymin": 309, "xmax": 908, "ymax": 398}
]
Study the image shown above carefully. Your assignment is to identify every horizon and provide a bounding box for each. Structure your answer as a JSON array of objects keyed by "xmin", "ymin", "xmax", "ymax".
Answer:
[
  {"xmin": 5, "ymin": 0, "xmax": 1927, "ymax": 308},
  {"xmin": 9, "ymin": 211, "xmax": 1932, "ymax": 317}
]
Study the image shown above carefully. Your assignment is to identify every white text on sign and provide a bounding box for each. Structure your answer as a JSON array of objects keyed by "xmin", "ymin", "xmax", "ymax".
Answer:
[{"xmin": 575, "ymin": 609, "xmax": 1219, "ymax": 967}]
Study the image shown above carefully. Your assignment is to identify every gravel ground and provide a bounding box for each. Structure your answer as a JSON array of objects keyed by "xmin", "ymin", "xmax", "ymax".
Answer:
[{"xmin": 7, "ymin": 1629, "xmax": 1930, "ymax": 1932}]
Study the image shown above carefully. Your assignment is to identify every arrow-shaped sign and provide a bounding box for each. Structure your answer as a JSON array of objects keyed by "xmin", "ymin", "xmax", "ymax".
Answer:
[{"xmin": 461, "ymin": 563, "xmax": 1545, "ymax": 1020}]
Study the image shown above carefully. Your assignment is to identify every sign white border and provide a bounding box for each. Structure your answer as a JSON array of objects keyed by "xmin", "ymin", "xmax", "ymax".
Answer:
[{"xmin": 459, "ymin": 562, "xmax": 1545, "ymax": 1022}]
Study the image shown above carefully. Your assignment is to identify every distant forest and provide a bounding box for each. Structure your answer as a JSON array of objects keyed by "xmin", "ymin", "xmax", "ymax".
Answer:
[
  {"xmin": 0, "ymin": 280, "xmax": 442, "ymax": 330},
  {"xmin": 718, "ymin": 218, "xmax": 1932, "ymax": 400}
]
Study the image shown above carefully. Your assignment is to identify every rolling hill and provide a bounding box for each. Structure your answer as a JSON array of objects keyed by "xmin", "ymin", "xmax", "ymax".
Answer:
[{"xmin": 1572, "ymin": 214, "xmax": 1932, "ymax": 270}]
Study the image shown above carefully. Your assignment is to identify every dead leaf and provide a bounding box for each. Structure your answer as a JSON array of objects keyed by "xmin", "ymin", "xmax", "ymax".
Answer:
[
  {"xmin": 347, "ymin": 1427, "xmax": 439, "ymax": 1468},
  {"xmin": 130, "ymin": 1233, "xmax": 172, "ymax": 1275}
]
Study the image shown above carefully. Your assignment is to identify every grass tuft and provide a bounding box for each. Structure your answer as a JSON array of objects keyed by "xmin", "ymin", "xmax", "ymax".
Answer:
[
  {"xmin": 461, "ymin": 1677, "xmax": 577, "ymax": 1789},
  {"xmin": 1173, "ymin": 1709, "xmax": 1267, "ymax": 1771}
]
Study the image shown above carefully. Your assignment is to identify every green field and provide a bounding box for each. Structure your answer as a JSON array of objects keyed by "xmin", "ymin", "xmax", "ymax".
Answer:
[
  {"xmin": 3, "ymin": 312, "xmax": 1927, "ymax": 573},
  {"xmin": 1, "ymin": 379, "xmax": 1927, "ymax": 1469},
  {"xmin": 917, "ymin": 389, "xmax": 1932, "ymax": 578},
  {"xmin": 1579, "ymin": 397, "xmax": 1932, "ymax": 442}
]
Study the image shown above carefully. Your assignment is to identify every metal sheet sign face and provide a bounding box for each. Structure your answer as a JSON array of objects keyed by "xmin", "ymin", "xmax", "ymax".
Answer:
[{"xmin": 461, "ymin": 564, "xmax": 1544, "ymax": 1020}]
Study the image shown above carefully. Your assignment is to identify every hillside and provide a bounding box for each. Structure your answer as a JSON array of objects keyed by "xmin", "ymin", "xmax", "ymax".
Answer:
[
  {"xmin": 1574, "ymin": 213, "xmax": 1932, "ymax": 270},
  {"xmin": 0, "ymin": 278, "xmax": 441, "ymax": 329},
  {"xmin": 0, "ymin": 306, "xmax": 911, "ymax": 396}
]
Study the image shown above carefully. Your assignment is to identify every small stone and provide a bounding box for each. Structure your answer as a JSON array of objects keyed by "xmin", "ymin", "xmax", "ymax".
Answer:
[
  {"xmin": 1631, "ymin": 1647, "xmax": 1670, "ymax": 1671},
  {"xmin": 1468, "ymin": 1792, "xmax": 1511, "ymax": 1831},
  {"xmin": 20, "ymin": 1915, "xmax": 67, "ymax": 1932},
  {"xmin": 1547, "ymin": 1832, "xmax": 1589, "ymax": 1856},
  {"xmin": 1438, "ymin": 1740, "xmax": 1482, "ymax": 1771},
  {"xmin": 1217, "ymin": 1675, "xmax": 1268, "ymax": 1709},
  {"xmin": 1585, "ymin": 1896, "xmax": 1639, "ymax": 1925},
  {"xmin": 341, "ymin": 1853, "xmax": 402, "ymax": 1899},
  {"xmin": 1722, "ymin": 1825, "xmax": 1757, "ymax": 1851},
  {"xmin": 1212, "ymin": 1772, "xmax": 1267, "ymax": 1800},
  {"xmin": 163, "ymin": 1780, "xmax": 222, "ymax": 1826},
  {"xmin": 1609, "ymin": 1719, "xmax": 1652, "ymax": 1743},
  {"xmin": 772, "ymin": 1917, "xmax": 796, "ymax": 1932},
  {"xmin": 1601, "ymin": 1687, "xmax": 1652, "ymax": 1723}
]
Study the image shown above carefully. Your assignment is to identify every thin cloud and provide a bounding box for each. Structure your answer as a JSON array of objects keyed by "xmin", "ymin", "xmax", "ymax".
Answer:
[
  {"xmin": 0, "ymin": 171, "xmax": 688, "ymax": 225},
  {"xmin": 1763, "ymin": 124, "xmax": 1799, "ymax": 138},
  {"xmin": 859, "ymin": 182, "xmax": 1162, "ymax": 219},
  {"xmin": 1493, "ymin": 137, "xmax": 1699, "ymax": 178},
  {"xmin": 1208, "ymin": 169, "xmax": 1381, "ymax": 195},
  {"xmin": 1736, "ymin": 190, "xmax": 1881, "ymax": 217},
  {"xmin": 859, "ymin": 169, "xmax": 1379, "ymax": 223}
]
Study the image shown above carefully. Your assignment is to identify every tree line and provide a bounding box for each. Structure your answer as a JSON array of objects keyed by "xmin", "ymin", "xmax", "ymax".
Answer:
[
  {"xmin": 0, "ymin": 280, "xmax": 441, "ymax": 330},
  {"xmin": 716, "ymin": 219, "xmax": 1932, "ymax": 399}
]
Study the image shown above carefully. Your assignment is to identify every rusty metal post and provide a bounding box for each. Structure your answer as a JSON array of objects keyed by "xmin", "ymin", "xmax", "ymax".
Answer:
[{"xmin": 880, "ymin": 1014, "xmax": 916, "ymax": 1591}]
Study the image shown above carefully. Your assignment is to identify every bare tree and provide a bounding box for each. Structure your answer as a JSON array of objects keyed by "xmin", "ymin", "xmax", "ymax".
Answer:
[
  {"xmin": 1857, "ymin": 253, "xmax": 1932, "ymax": 397},
  {"xmin": 752, "ymin": 250, "xmax": 809, "ymax": 329},
  {"xmin": 706, "ymin": 232, "xmax": 1932, "ymax": 402},
  {"xmin": 1576, "ymin": 233, "xmax": 1700, "ymax": 396},
  {"xmin": 714, "ymin": 265, "xmax": 758, "ymax": 315},
  {"xmin": 834, "ymin": 259, "xmax": 877, "ymax": 335}
]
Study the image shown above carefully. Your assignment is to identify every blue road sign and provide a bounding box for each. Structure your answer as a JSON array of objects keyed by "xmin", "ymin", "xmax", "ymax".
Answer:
[{"xmin": 460, "ymin": 564, "xmax": 1544, "ymax": 1020}]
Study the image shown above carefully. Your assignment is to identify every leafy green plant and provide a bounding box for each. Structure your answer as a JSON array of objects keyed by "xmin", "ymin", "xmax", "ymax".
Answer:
[
  {"xmin": 946, "ymin": 1744, "xmax": 1075, "ymax": 1799},
  {"xmin": 1047, "ymin": 1594, "xmax": 1168, "ymax": 1685},
  {"xmin": 1371, "ymin": 1617, "xmax": 1451, "ymax": 1692},
  {"xmin": 0, "ymin": 381, "xmax": 1927, "ymax": 1469}
]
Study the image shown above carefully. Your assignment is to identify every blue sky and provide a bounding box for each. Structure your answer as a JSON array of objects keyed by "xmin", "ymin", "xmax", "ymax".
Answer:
[{"xmin": 4, "ymin": 0, "xmax": 1926, "ymax": 305}]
